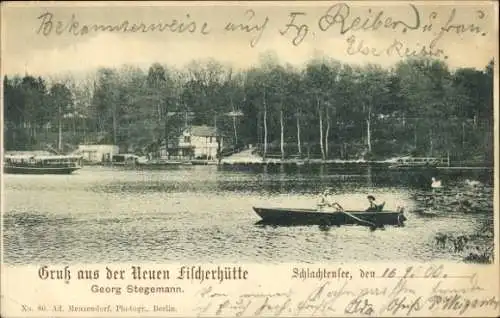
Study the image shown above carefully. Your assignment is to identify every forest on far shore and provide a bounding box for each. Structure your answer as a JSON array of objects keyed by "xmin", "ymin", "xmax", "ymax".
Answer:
[{"xmin": 3, "ymin": 53, "xmax": 495, "ymax": 164}]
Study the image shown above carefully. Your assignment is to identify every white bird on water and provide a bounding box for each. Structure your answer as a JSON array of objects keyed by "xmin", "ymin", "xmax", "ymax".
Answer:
[
  {"xmin": 431, "ymin": 177, "xmax": 442, "ymax": 188},
  {"xmin": 465, "ymin": 179, "xmax": 481, "ymax": 187}
]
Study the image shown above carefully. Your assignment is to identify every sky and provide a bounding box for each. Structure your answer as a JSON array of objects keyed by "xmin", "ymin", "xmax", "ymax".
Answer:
[{"xmin": 1, "ymin": 1, "xmax": 498, "ymax": 77}]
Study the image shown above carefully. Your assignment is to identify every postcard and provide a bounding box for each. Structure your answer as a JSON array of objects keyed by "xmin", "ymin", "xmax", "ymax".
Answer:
[{"xmin": 1, "ymin": 1, "xmax": 499, "ymax": 317}]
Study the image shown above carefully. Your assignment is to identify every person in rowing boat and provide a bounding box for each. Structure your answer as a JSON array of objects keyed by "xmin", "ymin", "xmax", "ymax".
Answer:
[
  {"xmin": 366, "ymin": 195, "xmax": 378, "ymax": 212},
  {"xmin": 318, "ymin": 189, "xmax": 343, "ymax": 212}
]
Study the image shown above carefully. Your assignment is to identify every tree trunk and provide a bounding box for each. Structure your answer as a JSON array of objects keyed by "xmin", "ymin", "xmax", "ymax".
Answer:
[
  {"xmin": 217, "ymin": 137, "xmax": 222, "ymax": 164},
  {"xmin": 98, "ymin": 116, "xmax": 104, "ymax": 136},
  {"xmin": 296, "ymin": 112, "xmax": 302, "ymax": 157},
  {"xmin": 230, "ymin": 95, "xmax": 238, "ymax": 147},
  {"xmin": 366, "ymin": 117, "xmax": 371, "ymax": 153},
  {"xmin": 414, "ymin": 122, "xmax": 417, "ymax": 148},
  {"xmin": 164, "ymin": 107, "xmax": 169, "ymax": 159},
  {"xmin": 317, "ymin": 95, "xmax": 325, "ymax": 160},
  {"xmin": 27, "ymin": 121, "xmax": 32, "ymax": 140},
  {"xmin": 325, "ymin": 107, "xmax": 330, "ymax": 158},
  {"xmin": 83, "ymin": 118, "xmax": 87, "ymax": 144},
  {"xmin": 232, "ymin": 116, "xmax": 238, "ymax": 147},
  {"xmin": 461, "ymin": 121, "xmax": 465, "ymax": 150},
  {"xmin": 280, "ymin": 108, "xmax": 284, "ymax": 160},
  {"xmin": 263, "ymin": 90, "xmax": 268, "ymax": 160},
  {"xmin": 58, "ymin": 106, "xmax": 62, "ymax": 151},
  {"xmin": 429, "ymin": 128, "xmax": 434, "ymax": 156},
  {"xmin": 157, "ymin": 102, "xmax": 162, "ymax": 143},
  {"xmin": 366, "ymin": 105, "xmax": 372, "ymax": 153},
  {"xmin": 112, "ymin": 104, "xmax": 117, "ymax": 146}
]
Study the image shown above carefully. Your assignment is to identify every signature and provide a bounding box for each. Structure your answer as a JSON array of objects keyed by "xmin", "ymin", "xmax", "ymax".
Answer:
[
  {"xmin": 427, "ymin": 294, "xmax": 500, "ymax": 315},
  {"xmin": 295, "ymin": 281, "xmax": 356, "ymax": 315},
  {"xmin": 194, "ymin": 266, "xmax": 498, "ymax": 317},
  {"xmin": 195, "ymin": 286, "xmax": 293, "ymax": 317},
  {"xmin": 278, "ymin": 3, "xmax": 488, "ymax": 59},
  {"xmin": 346, "ymin": 35, "xmax": 447, "ymax": 59},
  {"xmin": 194, "ymin": 279, "xmax": 410, "ymax": 316},
  {"xmin": 194, "ymin": 281, "xmax": 358, "ymax": 316},
  {"xmin": 317, "ymin": 3, "xmax": 421, "ymax": 35}
]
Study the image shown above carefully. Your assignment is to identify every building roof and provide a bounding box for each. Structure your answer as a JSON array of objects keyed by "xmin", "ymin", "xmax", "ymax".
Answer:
[
  {"xmin": 5, "ymin": 154, "xmax": 82, "ymax": 160},
  {"xmin": 5, "ymin": 151, "xmax": 52, "ymax": 156},
  {"xmin": 187, "ymin": 125, "xmax": 219, "ymax": 137}
]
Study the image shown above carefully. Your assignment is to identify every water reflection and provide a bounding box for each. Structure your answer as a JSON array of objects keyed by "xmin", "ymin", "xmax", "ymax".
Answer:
[{"xmin": 3, "ymin": 165, "xmax": 494, "ymax": 264}]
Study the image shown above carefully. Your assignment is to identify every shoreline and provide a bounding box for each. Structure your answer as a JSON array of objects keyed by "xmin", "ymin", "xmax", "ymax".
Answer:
[{"xmin": 98, "ymin": 160, "xmax": 492, "ymax": 170}]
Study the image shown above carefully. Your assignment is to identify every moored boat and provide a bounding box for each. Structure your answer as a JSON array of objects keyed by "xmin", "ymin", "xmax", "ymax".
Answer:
[
  {"xmin": 136, "ymin": 158, "xmax": 193, "ymax": 166},
  {"xmin": 110, "ymin": 154, "xmax": 139, "ymax": 166},
  {"xmin": 3, "ymin": 154, "xmax": 83, "ymax": 174},
  {"xmin": 253, "ymin": 206, "xmax": 406, "ymax": 227},
  {"xmin": 388, "ymin": 156, "xmax": 449, "ymax": 169}
]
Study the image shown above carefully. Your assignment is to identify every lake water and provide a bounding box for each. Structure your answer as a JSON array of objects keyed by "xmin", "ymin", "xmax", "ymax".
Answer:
[{"xmin": 3, "ymin": 165, "xmax": 495, "ymax": 264}]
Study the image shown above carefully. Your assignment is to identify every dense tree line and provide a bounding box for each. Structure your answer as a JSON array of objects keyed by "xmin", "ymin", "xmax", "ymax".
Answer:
[{"xmin": 3, "ymin": 55, "xmax": 494, "ymax": 164}]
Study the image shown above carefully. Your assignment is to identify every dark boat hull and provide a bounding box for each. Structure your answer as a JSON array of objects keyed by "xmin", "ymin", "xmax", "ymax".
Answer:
[
  {"xmin": 3, "ymin": 166, "xmax": 81, "ymax": 174},
  {"xmin": 253, "ymin": 207, "xmax": 406, "ymax": 227},
  {"xmin": 388, "ymin": 164, "xmax": 438, "ymax": 169}
]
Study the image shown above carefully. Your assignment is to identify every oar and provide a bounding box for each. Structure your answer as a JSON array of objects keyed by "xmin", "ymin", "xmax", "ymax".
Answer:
[{"xmin": 336, "ymin": 210, "xmax": 377, "ymax": 228}]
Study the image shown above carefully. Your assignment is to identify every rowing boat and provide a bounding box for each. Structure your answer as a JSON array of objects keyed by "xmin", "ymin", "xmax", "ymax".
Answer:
[{"xmin": 253, "ymin": 207, "xmax": 406, "ymax": 227}]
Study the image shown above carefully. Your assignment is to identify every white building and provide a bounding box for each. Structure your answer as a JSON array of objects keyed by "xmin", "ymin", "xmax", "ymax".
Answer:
[
  {"xmin": 74, "ymin": 144, "xmax": 119, "ymax": 163},
  {"xmin": 174, "ymin": 125, "xmax": 223, "ymax": 160}
]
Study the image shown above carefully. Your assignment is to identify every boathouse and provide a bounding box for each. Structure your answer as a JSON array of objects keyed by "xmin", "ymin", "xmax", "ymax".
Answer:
[
  {"xmin": 173, "ymin": 125, "xmax": 223, "ymax": 160},
  {"xmin": 74, "ymin": 144, "xmax": 119, "ymax": 163}
]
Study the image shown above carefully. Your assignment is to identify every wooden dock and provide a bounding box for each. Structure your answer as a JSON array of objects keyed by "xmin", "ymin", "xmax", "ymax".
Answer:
[{"xmin": 436, "ymin": 166, "xmax": 493, "ymax": 170}]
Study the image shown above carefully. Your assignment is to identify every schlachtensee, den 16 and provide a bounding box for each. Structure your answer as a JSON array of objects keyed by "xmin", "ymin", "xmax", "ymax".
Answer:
[{"xmin": 2, "ymin": 164, "xmax": 494, "ymax": 264}]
